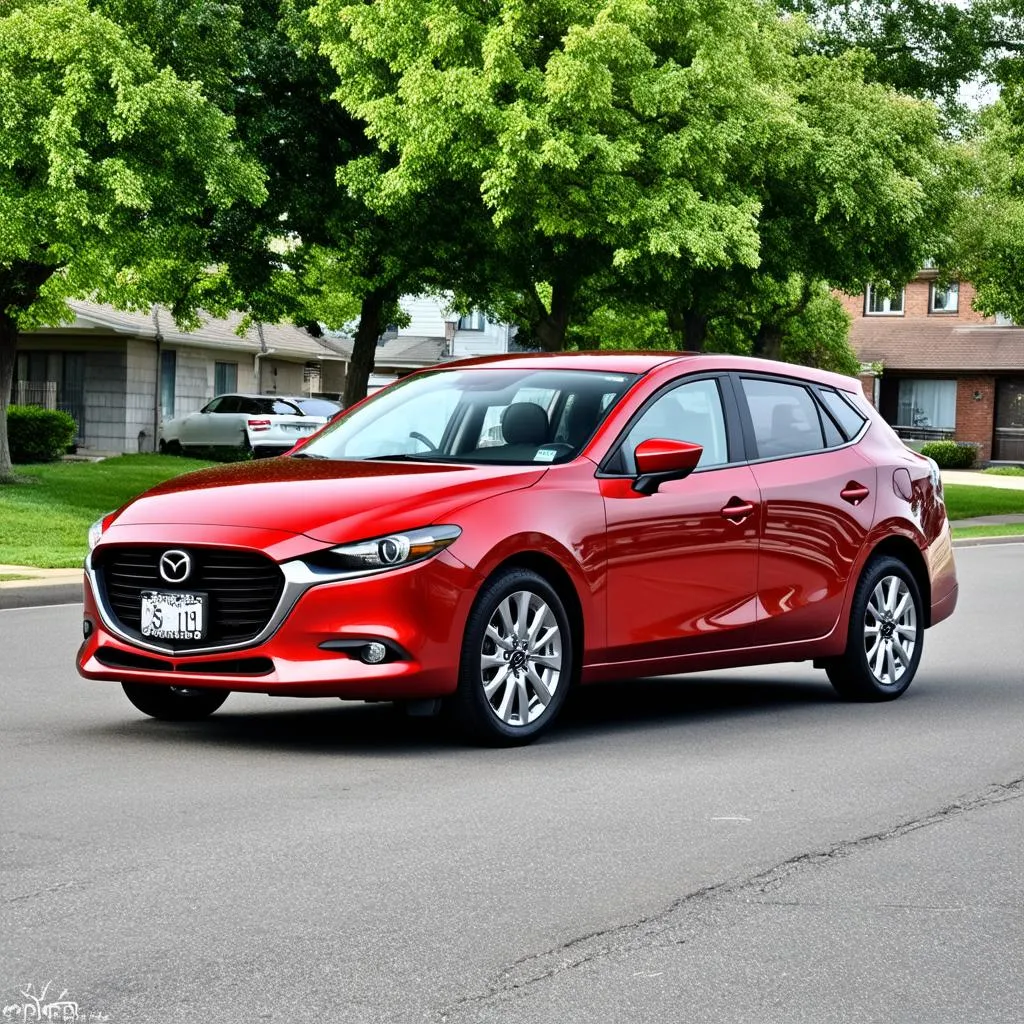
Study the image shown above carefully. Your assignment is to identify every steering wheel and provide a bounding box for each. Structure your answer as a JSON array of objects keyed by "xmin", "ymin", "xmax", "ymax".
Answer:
[{"xmin": 409, "ymin": 431, "xmax": 438, "ymax": 452}]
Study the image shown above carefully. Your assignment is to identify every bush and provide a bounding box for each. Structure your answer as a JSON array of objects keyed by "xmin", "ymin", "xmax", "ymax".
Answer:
[
  {"xmin": 919, "ymin": 440, "xmax": 978, "ymax": 469},
  {"xmin": 6, "ymin": 405, "xmax": 77, "ymax": 463}
]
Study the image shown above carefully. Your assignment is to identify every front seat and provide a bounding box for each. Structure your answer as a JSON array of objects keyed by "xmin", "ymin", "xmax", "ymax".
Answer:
[{"xmin": 497, "ymin": 402, "xmax": 549, "ymax": 458}]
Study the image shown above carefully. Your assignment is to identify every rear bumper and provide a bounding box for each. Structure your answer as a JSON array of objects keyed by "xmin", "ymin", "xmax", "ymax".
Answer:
[{"xmin": 77, "ymin": 550, "xmax": 477, "ymax": 699}]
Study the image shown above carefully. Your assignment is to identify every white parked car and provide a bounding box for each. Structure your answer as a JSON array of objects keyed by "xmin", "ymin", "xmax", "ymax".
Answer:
[{"xmin": 159, "ymin": 394, "xmax": 342, "ymax": 458}]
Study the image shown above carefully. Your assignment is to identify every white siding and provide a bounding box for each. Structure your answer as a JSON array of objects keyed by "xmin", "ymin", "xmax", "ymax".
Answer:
[
  {"xmin": 452, "ymin": 321, "xmax": 510, "ymax": 358},
  {"xmin": 126, "ymin": 339, "xmax": 158, "ymax": 452},
  {"xmin": 398, "ymin": 295, "xmax": 451, "ymax": 337}
]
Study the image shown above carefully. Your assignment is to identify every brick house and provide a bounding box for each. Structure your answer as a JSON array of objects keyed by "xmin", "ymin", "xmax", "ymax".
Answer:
[{"xmin": 841, "ymin": 271, "xmax": 1024, "ymax": 463}]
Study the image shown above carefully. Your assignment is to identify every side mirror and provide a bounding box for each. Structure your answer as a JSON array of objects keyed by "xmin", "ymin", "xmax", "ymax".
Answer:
[{"xmin": 633, "ymin": 438, "xmax": 703, "ymax": 495}]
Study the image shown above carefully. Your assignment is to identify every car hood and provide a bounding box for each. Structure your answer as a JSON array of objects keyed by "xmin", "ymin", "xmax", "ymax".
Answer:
[{"xmin": 110, "ymin": 458, "xmax": 547, "ymax": 545}]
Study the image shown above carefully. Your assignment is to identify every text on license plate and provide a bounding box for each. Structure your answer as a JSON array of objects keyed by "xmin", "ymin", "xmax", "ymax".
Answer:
[{"xmin": 141, "ymin": 590, "xmax": 207, "ymax": 640}]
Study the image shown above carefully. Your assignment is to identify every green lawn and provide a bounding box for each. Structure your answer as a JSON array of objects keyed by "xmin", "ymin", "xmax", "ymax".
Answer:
[
  {"xmin": 0, "ymin": 454, "xmax": 214, "ymax": 568},
  {"xmin": 943, "ymin": 483, "xmax": 1024, "ymax": 520},
  {"xmin": 983, "ymin": 466, "xmax": 1024, "ymax": 477},
  {"xmin": 951, "ymin": 523, "xmax": 1024, "ymax": 540}
]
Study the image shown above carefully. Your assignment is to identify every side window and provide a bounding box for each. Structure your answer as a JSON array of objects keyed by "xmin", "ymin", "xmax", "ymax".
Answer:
[
  {"xmin": 741, "ymin": 378, "xmax": 824, "ymax": 458},
  {"xmin": 817, "ymin": 388, "xmax": 868, "ymax": 441},
  {"xmin": 215, "ymin": 396, "xmax": 243, "ymax": 414},
  {"xmin": 270, "ymin": 399, "xmax": 301, "ymax": 415},
  {"xmin": 621, "ymin": 378, "xmax": 729, "ymax": 474}
]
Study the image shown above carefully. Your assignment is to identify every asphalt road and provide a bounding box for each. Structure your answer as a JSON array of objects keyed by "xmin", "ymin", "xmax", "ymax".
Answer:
[{"xmin": 1, "ymin": 545, "xmax": 1022, "ymax": 1024}]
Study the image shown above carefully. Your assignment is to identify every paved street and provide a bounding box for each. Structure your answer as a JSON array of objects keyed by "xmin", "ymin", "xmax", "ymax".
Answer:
[{"xmin": 2, "ymin": 545, "xmax": 1022, "ymax": 1023}]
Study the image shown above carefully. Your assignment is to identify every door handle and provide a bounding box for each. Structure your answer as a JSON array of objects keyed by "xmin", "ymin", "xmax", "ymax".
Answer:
[
  {"xmin": 721, "ymin": 498, "xmax": 755, "ymax": 522},
  {"xmin": 840, "ymin": 482, "xmax": 870, "ymax": 506}
]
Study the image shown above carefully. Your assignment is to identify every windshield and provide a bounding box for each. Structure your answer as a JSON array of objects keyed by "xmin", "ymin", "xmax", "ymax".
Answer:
[{"xmin": 292, "ymin": 368, "xmax": 637, "ymax": 464}]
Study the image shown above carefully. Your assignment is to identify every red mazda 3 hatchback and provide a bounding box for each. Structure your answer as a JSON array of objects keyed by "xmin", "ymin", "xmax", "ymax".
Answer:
[{"xmin": 78, "ymin": 353, "xmax": 958, "ymax": 744}]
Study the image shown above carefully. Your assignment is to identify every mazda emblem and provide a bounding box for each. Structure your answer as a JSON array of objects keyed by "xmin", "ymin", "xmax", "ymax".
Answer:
[{"xmin": 159, "ymin": 550, "xmax": 192, "ymax": 584}]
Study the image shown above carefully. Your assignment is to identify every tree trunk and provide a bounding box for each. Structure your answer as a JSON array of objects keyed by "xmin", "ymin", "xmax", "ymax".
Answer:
[
  {"xmin": 752, "ymin": 323, "xmax": 783, "ymax": 361},
  {"xmin": 343, "ymin": 289, "xmax": 390, "ymax": 408},
  {"xmin": 534, "ymin": 277, "xmax": 574, "ymax": 352},
  {"xmin": 0, "ymin": 311, "xmax": 18, "ymax": 482},
  {"xmin": 0, "ymin": 262, "xmax": 55, "ymax": 482},
  {"xmin": 682, "ymin": 310, "xmax": 708, "ymax": 352}
]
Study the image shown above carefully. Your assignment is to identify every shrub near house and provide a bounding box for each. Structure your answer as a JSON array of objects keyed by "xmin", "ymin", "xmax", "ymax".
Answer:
[
  {"xmin": 6, "ymin": 406, "xmax": 76, "ymax": 463},
  {"xmin": 919, "ymin": 440, "xmax": 979, "ymax": 469}
]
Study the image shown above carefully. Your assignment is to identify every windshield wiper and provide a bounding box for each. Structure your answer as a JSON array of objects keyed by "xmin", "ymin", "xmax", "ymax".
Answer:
[{"xmin": 290, "ymin": 452, "xmax": 330, "ymax": 460}]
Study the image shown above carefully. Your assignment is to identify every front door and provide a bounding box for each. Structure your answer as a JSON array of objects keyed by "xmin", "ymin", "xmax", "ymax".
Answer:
[
  {"xmin": 993, "ymin": 380, "xmax": 1024, "ymax": 462},
  {"xmin": 601, "ymin": 377, "xmax": 761, "ymax": 663}
]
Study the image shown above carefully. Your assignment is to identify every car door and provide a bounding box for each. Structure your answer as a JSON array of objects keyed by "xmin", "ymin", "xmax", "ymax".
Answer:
[
  {"xmin": 736, "ymin": 375, "xmax": 876, "ymax": 644},
  {"xmin": 599, "ymin": 376, "xmax": 761, "ymax": 664},
  {"xmin": 178, "ymin": 397, "xmax": 223, "ymax": 447}
]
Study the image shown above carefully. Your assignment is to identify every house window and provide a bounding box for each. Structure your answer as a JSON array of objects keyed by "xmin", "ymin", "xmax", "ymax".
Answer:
[
  {"xmin": 160, "ymin": 350, "xmax": 176, "ymax": 420},
  {"xmin": 896, "ymin": 379, "xmax": 956, "ymax": 430},
  {"xmin": 865, "ymin": 285, "xmax": 905, "ymax": 315},
  {"xmin": 214, "ymin": 361, "xmax": 238, "ymax": 395},
  {"xmin": 930, "ymin": 282, "xmax": 959, "ymax": 314},
  {"xmin": 457, "ymin": 311, "xmax": 486, "ymax": 331}
]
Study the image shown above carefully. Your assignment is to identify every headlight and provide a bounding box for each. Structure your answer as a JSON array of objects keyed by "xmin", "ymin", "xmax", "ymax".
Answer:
[
  {"xmin": 88, "ymin": 514, "xmax": 112, "ymax": 551},
  {"xmin": 327, "ymin": 525, "xmax": 461, "ymax": 572}
]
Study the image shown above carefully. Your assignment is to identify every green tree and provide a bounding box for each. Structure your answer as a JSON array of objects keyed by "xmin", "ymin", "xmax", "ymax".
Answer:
[
  {"xmin": 311, "ymin": 0, "xmax": 800, "ymax": 352},
  {"xmin": 0, "ymin": 0, "xmax": 264, "ymax": 481}
]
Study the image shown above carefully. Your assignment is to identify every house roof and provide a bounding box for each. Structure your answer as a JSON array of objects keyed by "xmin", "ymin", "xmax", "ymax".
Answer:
[
  {"xmin": 324, "ymin": 334, "xmax": 448, "ymax": 369},
  {"xmin": 33, "ymin": 300, "xmax": 341, "ymax": 363},
  {"xmin": 850, "ymin": 318, "xmax": 1024, "ymax": 372}
]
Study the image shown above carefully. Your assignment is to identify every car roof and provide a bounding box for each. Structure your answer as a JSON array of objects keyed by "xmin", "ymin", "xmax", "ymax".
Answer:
[
  {"xmin": 435, "ymin": 351, "xmax": 861, "ymax": 391},
  {"xmin": 215, "ymin": 393, "xmax": 339, "ymax": 403}
]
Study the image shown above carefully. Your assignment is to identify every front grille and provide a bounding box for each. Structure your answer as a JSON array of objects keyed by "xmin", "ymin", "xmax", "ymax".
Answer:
[{"xmin": 96, "ymin": 546, "xmax": 285, "ymax": 650}]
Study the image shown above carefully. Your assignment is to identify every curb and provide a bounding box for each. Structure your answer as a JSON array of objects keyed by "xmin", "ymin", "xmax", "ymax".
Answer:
[{"xmin": 0, "ymin": 582, "xmax": 82, "ymax": 610}]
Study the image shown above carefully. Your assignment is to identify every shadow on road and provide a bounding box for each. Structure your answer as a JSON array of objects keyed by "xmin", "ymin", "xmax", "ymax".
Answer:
[{"xmin": 71, "ymin": 673, "xmax": 838, "ymax": 756}]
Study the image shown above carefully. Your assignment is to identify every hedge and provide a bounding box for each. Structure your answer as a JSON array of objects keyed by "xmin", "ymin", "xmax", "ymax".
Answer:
[
  {"xmin": 6, "ymin": 405, "xmax": 77, "ymax": 463},
  {"xmin": 918, "ymin": 439, "xmax": 978, "ymax": 469}
]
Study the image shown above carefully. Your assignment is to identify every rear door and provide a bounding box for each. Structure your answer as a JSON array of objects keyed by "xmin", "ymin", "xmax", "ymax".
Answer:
[{"xmin": 736, "ymin": 375, "xmax": 875, "ymax": 644}]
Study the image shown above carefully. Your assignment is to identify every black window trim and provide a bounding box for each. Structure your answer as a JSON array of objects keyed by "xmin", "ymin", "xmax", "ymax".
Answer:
[
  {"xmin": 596, "ymin": 372, "xmax": 745, "ymax": 478},
  {"xmin": 811, "ymin": 384, "xmax": 869, "ymax": 445},
  {"xmin": 732, "ymin": 372, "xmax": 866, "ymax": 464}
]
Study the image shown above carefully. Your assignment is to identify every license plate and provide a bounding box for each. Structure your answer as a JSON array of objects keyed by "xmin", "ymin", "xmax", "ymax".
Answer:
[
  {"xmin": 141, "ymin": 590, "xmax": 207, "ymax": 640},
  {"xmin": 284, "ymin": 423, "xmax": 315, "ymax": 432}
]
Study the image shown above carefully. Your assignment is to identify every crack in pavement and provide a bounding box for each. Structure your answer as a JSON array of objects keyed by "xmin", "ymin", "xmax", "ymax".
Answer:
[{"xmin": 436, "ymin": 776, "xmax": 1024, "ymax": 1021}]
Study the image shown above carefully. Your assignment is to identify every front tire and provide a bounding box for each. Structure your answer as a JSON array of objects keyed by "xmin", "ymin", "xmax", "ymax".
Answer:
[
  {"xmin": 825, "ymin": 556, "xmax": 924, "ymax": 701},
  {"xmin": 122, "ymin": 683, "xmax": 228, "ymax": 721},
  {"xmin": 450, "ymin": 568, "xmax": 574, "ymax": 746}
]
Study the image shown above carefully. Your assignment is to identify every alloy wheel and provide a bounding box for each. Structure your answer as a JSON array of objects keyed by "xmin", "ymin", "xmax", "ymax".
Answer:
[
  {"xmin": 863, "ymin": 574, "xmax": 918, "ymax": 687},
  {"xmin": 479, "ymin": 589, "xmax": 563, "ymax": 727}
]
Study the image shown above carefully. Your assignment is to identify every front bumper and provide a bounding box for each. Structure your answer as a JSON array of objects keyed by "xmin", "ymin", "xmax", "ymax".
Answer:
[{"xmin": 77, "ymin": 549, "xmax": 478, "ymax": 699}]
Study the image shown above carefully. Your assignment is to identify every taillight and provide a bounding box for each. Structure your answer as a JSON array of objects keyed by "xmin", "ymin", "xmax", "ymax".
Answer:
[{"xmin": 247, "ymin": 418, "xmax": 272, "ymax": 432}]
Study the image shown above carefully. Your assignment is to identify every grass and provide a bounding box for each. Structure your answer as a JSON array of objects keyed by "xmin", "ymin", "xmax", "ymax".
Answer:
[
  {"xmin": 984, "ymin": 465, "xmax": 1024, "ymax": 477},
  {"xmin": 943, "ymin": 483, "xmax": 1024, "ymax": 520},
  {"xmin": 951, "ymin": 524, "xmax": 1024, "ymax": 540},
  {"xmin": 0, "ymin": 454, "xmax": 215, "ymax": 568}
]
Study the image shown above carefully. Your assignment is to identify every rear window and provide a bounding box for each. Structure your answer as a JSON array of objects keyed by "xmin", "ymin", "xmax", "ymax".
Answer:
[{"xmin": 817, "ymin": 388, "xmax": 868, "ymax": 441}]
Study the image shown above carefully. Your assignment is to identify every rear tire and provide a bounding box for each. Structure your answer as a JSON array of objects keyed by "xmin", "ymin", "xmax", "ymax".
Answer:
[
  {"xmin": 122, "ymin": 683, "xmax": 228, "ymax": 721},
  {"xmin": 164, "ymin": 440, "xmax": 182, "ymax": 455},
  {"xmin": 824, "ymin": 556, "xmax": 924, "ymax": 701},
  {"xmin": 450, "ymin": 568, "xmax": 573, "ymax": 746}
]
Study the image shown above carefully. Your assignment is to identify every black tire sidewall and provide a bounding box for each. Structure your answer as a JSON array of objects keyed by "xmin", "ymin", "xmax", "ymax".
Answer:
[
  {"xmin": 121, "ymin": 683, "xmax": 228, "ymax": 721},
  {"xmin": 454, "ymin": 568, "xmax": 574, "ymax": 745}
]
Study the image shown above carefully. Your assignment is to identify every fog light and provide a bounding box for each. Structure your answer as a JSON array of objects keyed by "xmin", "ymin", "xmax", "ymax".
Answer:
[
  {"xmin": 83, "ymin": 619, "xmax": 94, "ymax": 639},
  {"xmin": 361, "ymin": 642, "xmax": 387, "ymax": 665}
]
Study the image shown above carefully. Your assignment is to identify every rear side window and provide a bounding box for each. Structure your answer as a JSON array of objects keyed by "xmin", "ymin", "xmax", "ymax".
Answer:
[
  {"xmin": 817, "ymin": 388, "xmax": 868, "ymax": 441},
  {"xmin": 741, "ymin": 378, "xmax": 824, "ymax": 459}
]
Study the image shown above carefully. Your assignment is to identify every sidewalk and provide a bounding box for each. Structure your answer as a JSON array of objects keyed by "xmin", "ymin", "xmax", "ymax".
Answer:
[
  {"xmin": 3, "ymin": 470, "xmax": 1023, "ymax": 609},
  {"xmin": 0, "ymin": 564, "xmax": 82, "ymax": 609}
]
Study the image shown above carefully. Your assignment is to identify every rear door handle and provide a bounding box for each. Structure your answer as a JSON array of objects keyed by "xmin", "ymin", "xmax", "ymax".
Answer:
[
  {"xmin": 840, "ymin": 482, "xmax": 870, "ymax": 506},
  {"xmin": 721, "ymin": 498, "xmax": 755, "ymax": 522}
]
